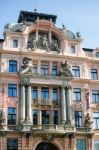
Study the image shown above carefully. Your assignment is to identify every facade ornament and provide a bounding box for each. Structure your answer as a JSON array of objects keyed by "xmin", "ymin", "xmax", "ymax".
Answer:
[
  {"xmin": 0, "ymin": 109, "xmax": 6, "ymax": 126},
  {"xmin": 76, "ymin": 32, "xmax": 81, "ymax": 38},
  {"xmin": 84, "ymin": 113, "xmax": 93, "ymax": 128},
  {"xmin": 20, "ymin": 57, "xmax": 32, "ymax": 74},
  {"xmin": 59, "ymin": 61, "xmax": 73, "ymax": 78},
  {"xmin": 40, "ymin": 133, "xmax": 53, "ymax": 141},
  {"xmin": 27, "ymin": 32, "xmax": 61, "ymax": 53}
]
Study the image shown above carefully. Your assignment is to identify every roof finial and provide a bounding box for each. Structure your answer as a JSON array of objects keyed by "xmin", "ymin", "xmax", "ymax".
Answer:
[{"xmin": 34, "ymin": 0, "xmax": 37, "ymax": 12}]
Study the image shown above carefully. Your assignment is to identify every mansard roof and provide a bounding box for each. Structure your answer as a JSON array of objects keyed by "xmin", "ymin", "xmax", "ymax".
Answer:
[{"xmin": 18, "ymin": 11, "xmax": 57, "ymax": 24}]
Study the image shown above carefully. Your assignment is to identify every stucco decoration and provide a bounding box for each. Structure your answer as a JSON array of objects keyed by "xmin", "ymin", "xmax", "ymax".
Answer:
[
  {"xmin": 0, "ymin": 109, "xmax": 6, "ymax": 126},
  {"xmin": 4, "ymin": 23, "xmax": 25, "ymax": 32},
  {"xmin": 84, "ymin": 113, "xmax": 93, "ymax": 128},
  {"xmin": 40, "ymin": 133, "xmax": 53, "ymax": 141},
  {"xmin": 20, "ymin": 57, "xmax": 32, "ymax": 74},
  {"xmin": 27, "ymin": 32, "xmax": 60, "ymax": 53},
  {"xmin": 59, "ymin": 61, "xmax": 73, "ymax": 78}
]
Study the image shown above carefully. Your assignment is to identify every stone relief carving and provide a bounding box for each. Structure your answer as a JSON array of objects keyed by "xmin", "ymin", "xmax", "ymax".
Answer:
[
  {"xmin": 40, "ymin": 133, "xmax": 53, "ymax": 141},
  {"xmin": 4, "ymin": 23, "xmax": 25, "ymax": 32},
  {"xmin": 20, "ymin": 57, "xmax": 32, "ymax": 74},
  {"xmin": 84, "ymin": 113, "xmax": 93, "ymax": 128},
  {"xmin": 27, "ymin": 33, "xmax": 61, "ymax": 53},
  {"xmin": 59, "ymin": 61, "xmax": 73, "ymax": 78}
]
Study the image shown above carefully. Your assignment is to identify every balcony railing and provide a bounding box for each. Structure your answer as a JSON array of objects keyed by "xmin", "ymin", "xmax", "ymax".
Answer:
[
  {"xmin": 76, "ymin": 127, "xmax": 94, "ymax": 135},
  {"xmin": 32, "ymin": 99, "xmax": 60, "ymax": 106}
]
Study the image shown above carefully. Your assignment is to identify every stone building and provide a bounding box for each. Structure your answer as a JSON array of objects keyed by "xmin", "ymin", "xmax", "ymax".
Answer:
[{"xmin": 0, "ymin": 10, "xmax": 99, "ymax": 150}]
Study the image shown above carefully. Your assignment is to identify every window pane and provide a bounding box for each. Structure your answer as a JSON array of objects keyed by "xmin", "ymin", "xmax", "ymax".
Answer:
[
  {"xmin": 53, "ymin": 110, "xmax": 58, "ymax": 124},
  {"xmin": 13, "ymin": 39, "xmax": 18, "ymax": 48},
  {"xmin": 72, "ymin": 66, "xmax": 80, "ymax": 77},
  {"xmin": 7, "ymin": 139, "xmax": 18, "ymax": 150},
  {"xmin": 91, "ymin": 69, "xmax": 97, "ymax": 80},
  {"xmin": 42, "ymin": 110, "xmax": 50, "ymax": 124},
  {"xmin": 8, "ymin": 108, "xmax": 16, "ymax": 125},
  {"xmin": 33, "ymin": 110, "xmax": 38, "ymax": 125},
  {"xmin": 33, "ymin": 87, "xmax": 38, "ymax": 99},
  {"xmin": 8, "ymin": 84, "xmax": 17, "ymax": 97},
  {"xmin": 93, "ymin": 112, "xmax": 99, "ymax": 129},
  {"xmin": 75, "ymin": 111, "xmax": 82, "ymax": 127},
  {"xmin": 73, "ymin": 88, "xmax": 81, "ymax": 101},
  {"xmin": 52, "ymin": 66, "xmax": 57, "ymax": 76},
  {"xmin": 41, "ymin": 87, "xmax": 49, "ymax": 99},
  {"xmin": 94, "ymin": 141, "xmax": 99, "ymax": 150},
  {"xmin": 76, "ymin": 139, "xmax": 86, "ymax": 150},
  {"xmin": 9, "ymin": 60, "xmax": 17, "ymax": 73},
  {"xmin": 92, "ymin": 90, "xmax": 99, "ymax": 103}
]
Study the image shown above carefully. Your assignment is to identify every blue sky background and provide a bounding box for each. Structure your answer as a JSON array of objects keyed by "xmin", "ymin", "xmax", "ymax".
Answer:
[{"xmin": 0, "ymin": 0, "xmax": 99, "ymax": 48}]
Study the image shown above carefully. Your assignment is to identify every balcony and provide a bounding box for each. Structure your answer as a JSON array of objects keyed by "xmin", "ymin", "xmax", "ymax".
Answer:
[
  {"xmin": 32, "ymin": 99, "xmax": 60, "ymax": 106},
  {"xmin": 76, "ymin": 127, "xmax": 94, "ymax": 135}
]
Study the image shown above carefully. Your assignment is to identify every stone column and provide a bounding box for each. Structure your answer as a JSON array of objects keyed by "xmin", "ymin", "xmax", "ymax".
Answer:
[
  {"xmin": 66, "ymin": 85, "xmax": 72, "ymax": 121},
  {"xmin": 36, "ymin": 28, "xmax": 39, "ymax": 41},
  {"xmin": 49, "ymin": 29, "xmax": 52, "ymax": 43},
  {"xmin": 21, "ymin": 84, "xmax": 25, "ymax": 122},
  {"xmin": 61, "ymin": 86, "xmax": 66, "ymax": 123},
  {"xmin": 27, "ymin": 84, "xmax": 32, "ymax": 123}
]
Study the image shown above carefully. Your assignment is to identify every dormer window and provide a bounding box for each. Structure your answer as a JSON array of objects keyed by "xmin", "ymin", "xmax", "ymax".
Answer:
[
  {"xmin": 70, "ymin": 45, "xmax": 76, "ymax": 54},
  {"xmin": 13, "ymin": 39, "xmax": 18, "ymax": 48},
  {"xmin": 96, "ymin": 52, "xmax": 99, "ymax": 58}
]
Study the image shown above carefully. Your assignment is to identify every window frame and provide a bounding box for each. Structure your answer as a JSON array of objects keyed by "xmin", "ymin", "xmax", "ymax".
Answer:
[
  {"xmin": 93, "ymin": 112, "xmax": 99, "ymax": 129},
  {"xmin": 72, "ymin": 66, "xmax": 80, "ymax": 77},
  {"xmin": 7, "ymin": 139, "xmax": 18, "ymax": 150},
  {"xmin": 8, "ymin": 83, "xmax": 17, "ymax": 97},
  {"xmin": 8, "ymin": 107, "xmax": 16, "ymax": 125},
  {"xmin": 9, "ymin": 60, "xmax": 17, "ymax": 73},
  {"xmin": 92, "ymin": 90, "xmax": 99, "ymax": 103},
  {"xmin": 75, "ymin": 111, "xmax": 82, "ymax": 127},
  {"xmin": 13, "ymin": 39, "xmax": 18, "ymax": 48},
  {"xmin": 73, "ymin": 88, "xmax": 81, "ymax": 101},
  {"xmin": 91, "ymin": 69, "xmax": 98, "ymax": 80}
]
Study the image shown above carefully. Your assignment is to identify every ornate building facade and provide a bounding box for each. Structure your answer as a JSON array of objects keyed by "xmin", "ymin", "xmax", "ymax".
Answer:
[{"xmin": 0, "ymin": 10, "xmax": 99, "ymax": 150}]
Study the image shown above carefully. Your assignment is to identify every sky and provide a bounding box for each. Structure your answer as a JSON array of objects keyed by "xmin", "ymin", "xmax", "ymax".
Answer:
[{"xmin": 0, "ymin": 0, "xmax": 99, "ymax": 48}]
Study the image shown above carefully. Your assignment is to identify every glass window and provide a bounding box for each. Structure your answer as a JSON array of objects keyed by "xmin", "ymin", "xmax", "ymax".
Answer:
[
  {"xmin": 92, "ymin": 90, "xmax": 99, "ymax": 103},
  {"xmin": 41, "ymin": 64, "xmax": 49, "ymax": 75},
  {"xmin": 91, "ymin": 69, "xmax": 98, "ymax": 80},
  {"xmin": 9, "ymin": 60, "xmax": 17, "ymax": 73},
  {"xmin": 33, "ymin": 64, "xmax": 37, "ymax": 75},
  {"xmin": 76, "ymin": 139, "xmax": 86, "ymax": 150},
  {"xmin": 53, "ymin": 88, "xmax": 58, "ymax": 101},
  {"xmin": 33, "ymin": 87, "xmax": 38, "ymax": 100},
  {"xmin": 93, "ymin": 112, "xmax": 99, "ymax": 129},
  {"xmin": 42, "ymin": 110, "xmax": 50, "ymax": 124},
  {"xmin": 7, "ymin": 139, "xmax": 18, "ymax": 150},
  {"xmin": 94, "ymin": 140, "xmax": 99, "ymax": 150},
  {"xmin": 41, "ymin": 87, "xmax": 49, "ymax": 100},
  {"xmin": 73, "ymin": 88, "xmax": 81, "ymax": 101},
  {"xmin": 53, "ymin": 110, "xmax": 58, "ymax": 125},
  {"xmin": 72, "ymin": 66, "xmax": 80, "ymax": 77},
  {"xmin": 96, "ymin": 52, "xmax": 99, "ymax": 58},
  {"xmin": 8, "ymin": 107, "xmax": 16, "ymax": 125},
  {"xmin": 70, "ymin": 46, "xmax": 76, "ymax": 54},
  {"xmin": 75, "ymin": 111, "xmax": 82, "ymax": 127},
  {"xmin": 13, "ymin": 39, "xmax": 18, "ymax": 48},
  {"xmin": 33, "ymin": 110, "xmax": 38, "ymax": 125},
  {"xmin": 52, "ymin": 65, "xmax": 57, "ymax": 76},
  {"xmin": 8, "ymin": 84, "xmax": 17, "ymax": 97}
]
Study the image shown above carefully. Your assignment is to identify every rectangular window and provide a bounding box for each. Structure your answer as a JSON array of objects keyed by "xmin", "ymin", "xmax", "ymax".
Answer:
[
  {"xmin": 91, "ymin": 69, "xmax": 98, "ymax": 80},
  {"xmin": 33, "ymin": 87, "xmax": 38, "ymax": 100},
  {"xmin": 70, "ymin": 46, "xmax": 76, "ymax": 54},
  {"xmin": 93, "ymin": 112, "xmax": 99, "ymax": 129},
  {"xmin": 42, "ymin": 110, "xmax": 50, "ymax": 124},
  {"xmin": 41, "ymin": 64, "xmax": 49, "ymax": 75},
  {"xmin": 9, "ymin": 60, "xmax": 17, "ymax": 73},
  {"xmin": 53, "ymin": 88, "xmax": 58, "ymax": 102},
  {"xmin": 7, "ymin": 139, "xmax": 18, "ymax": 150},
  {"xmin": 8, "ymin": 107, "xmax": 16, "ymax": 125},
  {"xmin": 8, "ymin": 84, "xmax": 17, "ymax": 97},
  {"xmin": 33, "ymin": 110, "xmax": 38, "ymax": 125},
  {"xmin": 53, "ymin": 110, "xmax": 58, "ymax": 125},
  {"xmin": 75, "ymin": 111, "xmax": 82, "ymax": 127},
  {"xmin": 33, "ymin": 64, "xmax": 37, "ymax": 75},
  {"xmin": 73, "ymin": 88, "xmax": 81, "ymax": 101},
  {"xmin": 96, "ymin": 52, "xmax": 99, "ymax": 58},
  {"xmin": 72, "ymin": 66, "xmax": 80, "ymax": 77},
  {"xmin": 92, "ymin": 90, "xmax": 99, "ymax": 103},
  {"xmin": 41, "ymin": 87, "xmax": 49, "ymax": 100},
  {"xmin": 76, "ymin": 139, "xmax": 86, "ymax": 150},
  {"xmin": 13, "ymin": 39, "xmax": 18, "ymax": 48},
  {"xmin": 52, "ymin": 65, "xmax": 57, "ymax": 76},
  {"xmin": 94, "ymin": 140, "xmax": 99, "ymax": 150}
]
